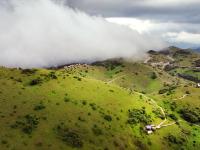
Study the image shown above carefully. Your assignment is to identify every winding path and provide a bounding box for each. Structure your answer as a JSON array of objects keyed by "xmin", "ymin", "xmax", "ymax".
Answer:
[
  {"xmin": 173, "ymin": 94, "xmax": 188, "ymax": 101},
  {"xmin": 133, "ymin": 91, "xmax": 178, "ymax": 129},
  {"xmin": 134, "ymin": 91, "xmax": 166, "ymax": 118},
  {"xmin": 144, "ymin": 56, "xmax": 151, "ymax": 64},
  {"xmin": 107, "ymin": 75, "xmax": 126, "ymax": 84},
  {"xmin": 106, "ymin": 77, "xmax": 199, "ymax": 129}
]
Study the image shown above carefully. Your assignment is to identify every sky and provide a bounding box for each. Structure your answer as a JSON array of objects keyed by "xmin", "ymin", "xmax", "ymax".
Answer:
[
  {"xmin": 67, "ymin": 0, "xmax": 200, "ymax": 48},
  {"xmin": 0, "ymin": 0, "xmax": 166, "ymax": 68}
]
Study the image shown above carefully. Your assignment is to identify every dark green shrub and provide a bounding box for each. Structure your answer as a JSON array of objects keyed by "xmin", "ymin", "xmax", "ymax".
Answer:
[
  {"xmin": 89, "ymin": 103, "xmax": 97, "ymax": 110},
  {"xmin": 11, "ymin": 114, "xmax": 40, "ymax": 134},
  {"xmin": 29, "ymin": 78, "xmax": 42, "ymax": 86},
  {"xmin": 34, "ymin": 102, "xmax": 46, "ymax": 111},
  {"xmin": 73, "ymin": 76, "xmax": 82, "ymax": 81},
  {"xmin": 64, "ymin": 97, "xmax": 70, "ymax": 102},
  {"xmin": 92, "ymin": 125, "xmax": 103, "ymax": 136},
  {"xmin": 82, "ymin": 100, "xmax": 87, "ymax": 105},
  {"xmin": 153, "ymin": 108, "xmax": 165, "ymax": 119},
  {"xmin": 21, "ymin": 69, "xmax": 37, "ymax": 74},
  {"xmin": 1, "ymin": 140, "xmax": 8, "ymax": 145},
  {"xmin": 150, "ymin": 72, "xmax": 157, "ymax": 79},
  {"xmin": 16, "ymin": 78, "xmax": 22, "ymax": 82},
  {"xmin": 55, "ymin": 124, "xmax": 83, "ymax": 148},
  {"xmin": 48, "ymin": 72, "xmax": 57, "ymax": 79},
  {"xmin": 179, "ymin": 108, "xmax": 200, "ymax": 123},
  {"xmin": 170, "ymin": 102, "xmax": 177, "ymax": 111},
  {"xmin": 159, "ymin": 89, "xmax": 168, "ymax": 94},
  {"xmin": 185, "ymin": 91, "xmax": 190, "ymax": 94},
  {"xmin": 165, "ymin": 134, "xmax": 186, "ymax": 145},
  {"xmin": 104, "ymin": 115, "xmax": 112, "ymax": 121},
  {"xmin": 168, "ymin": 114, "xmax": 178, "ymax": 121},
  {"xmin": 78, "ymin": 117, "xmax": 85, "ymax": 122}
]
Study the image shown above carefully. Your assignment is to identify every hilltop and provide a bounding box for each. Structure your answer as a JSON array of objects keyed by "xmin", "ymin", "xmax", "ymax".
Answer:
[{"xmin": 0, "ymin": 47, "xmax": 200, "ymax": 150}]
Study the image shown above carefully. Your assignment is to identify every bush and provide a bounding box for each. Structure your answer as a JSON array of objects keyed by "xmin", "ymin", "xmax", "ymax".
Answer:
[
  {"xmin": 64, "ymin": 97, "xmax": 70, "ymax": 102},
  {"xmin": 170, "ymin": 102, "xmax": 177, "ymax": 111},
  {"xmin": 153, "ymin": 108, "xmax": 165, "ymax": 119},
  {"xmin": 89, "ymin": 103, "xmax": 97, "ymax": 110},
  {"xmin": 150, "ymin": 72, "xmax": 157, "ymax": 79},
  {"xmin": 21, "ymin": 69, "xmax": 37, "ymax": 74},
  {"xmin": 92, "ymin": 60, "xmax": 123, "ymax": 71},
  {"xmin": 165, "ymin": 134, "xmax": 186, "ymax": 145},
  {"xmin": 104, "ymin": 115, "xmax": 112, "ymax": 121},
  {"xmin": 34, "ymin": 102, "xmax": 46, "ymax": 111},
  {"xmin": 185, "ymin": 91, "xmax": 190, "ymax": 94},
  {"xmin": 73, "ymin": 76, "xmax": 82, "ymax": 81},
  {"xmin": 47, "ymin": 72, "xmax": 57, "ymax": 79},
  {"xmin": 82, "ymin": 100, "xmax": 87, "ymax": 105},
  {"xmin": 158, "ymin": 89, "xmax": 168, "ymax": 94},
  {"xmin": 11, "ymin": 114, "xmax": 40, "ymax": 134},
  {"xmin": 55, "ymin": 124, "xmax": 83, "ymax": 148},
  {"xmin": 109, "ymin": 89, "xmax": 114, "ymax": 92},
  {"xmin": 92, "ymin": 125, "xmax": 103, "ymax": 136},
  {"xmin": 168, "ymin": 114, "xmax": 178, "ymax": 121},
  {"xmin": 158, "ymin": 85, "xmax": 177, "ymax": 95},
  {"xmin": 29, "ymin": 78, "xmax": 42, "ymax": 86}
]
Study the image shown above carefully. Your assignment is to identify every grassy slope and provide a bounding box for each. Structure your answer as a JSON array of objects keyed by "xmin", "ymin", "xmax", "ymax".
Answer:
[{"xmin": 0, "ymin": 67, "xmax": 161, "ymax": 150}]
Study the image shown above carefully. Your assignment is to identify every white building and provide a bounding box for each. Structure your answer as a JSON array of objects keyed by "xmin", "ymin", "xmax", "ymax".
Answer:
[{"xmin": 197, "ymin": 83, "xmax": 200, "ymax": 88}]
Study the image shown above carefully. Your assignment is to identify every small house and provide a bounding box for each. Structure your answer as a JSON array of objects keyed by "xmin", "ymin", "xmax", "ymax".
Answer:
[
  {"xmin": 197, "ymin": 83, "xmax": 200, "ymax": 88},
  {"xmin": 145, "ymin": 125, "xmax": 156, "ymax": 134}
]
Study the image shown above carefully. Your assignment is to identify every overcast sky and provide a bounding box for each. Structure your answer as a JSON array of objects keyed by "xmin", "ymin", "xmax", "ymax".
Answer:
[
  {"xmin": 66, "ymin": 0, "xmax": 200, "ymax": 48},
  {"xmin": 0, "ymin": 0, "xmax": 198, "ymax": 68}
]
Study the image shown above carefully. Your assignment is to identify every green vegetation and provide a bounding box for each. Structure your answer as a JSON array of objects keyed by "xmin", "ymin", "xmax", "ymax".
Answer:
[
  {"xmin": 29, "ymin": 77, "xmax": 42, "ymax": 85},
  {"xmin": 165, "ymin": 134, "xmax": 186, "ymax": 147},
  {"xmin": 179, "ymin": 107, "xmax": 200, "ymax": 123},
  {"xmin": 55, "ymin": 123, "xmax": 83, "ymax": 148},
  {"xmin": 11, "ymin": 114, "xmax": 40, "ymax": 134},
  {"xmin": 127, "ymin": 108, "xmax": 152, "ymax": 124}
]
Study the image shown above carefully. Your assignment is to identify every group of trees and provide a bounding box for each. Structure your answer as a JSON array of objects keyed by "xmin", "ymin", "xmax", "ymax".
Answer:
[
  {"xmin": 179, "ymin": 107, "xmax": 200, "ymax": 124},
  {"xmin": 92, "ymin": 60, "xmax": 124, "ymax": 71},
  {"xmin": 158, "ymin": 85, "xmax": 177, "ymax": 95},
  {"xmin": 11, "ymin": 114, "xmax": 40, "ymax": 134},
  {"xmin": 127, "ymin": 108, "xmax": 152, "ymax": 125}
]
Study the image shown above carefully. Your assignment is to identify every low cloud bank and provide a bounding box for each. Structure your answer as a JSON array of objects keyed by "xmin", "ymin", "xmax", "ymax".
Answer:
[{"xmin": 0, "ymin": 0, "xmax": 166, "ymax": 68}]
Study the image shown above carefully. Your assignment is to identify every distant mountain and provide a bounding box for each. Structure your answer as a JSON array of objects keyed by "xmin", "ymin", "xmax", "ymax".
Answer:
[
  {"xmin": 194, "ymin": 47, "xmax": 200, "ymax": 51},
  {"xmin": 189, "ymin": 47, "xmax": 200, "ymax": 52}
]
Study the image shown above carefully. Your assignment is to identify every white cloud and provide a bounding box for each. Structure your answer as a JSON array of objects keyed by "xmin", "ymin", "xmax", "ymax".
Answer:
[
  {"xmin": 140, "ymin": 0, "xmax": 200, "ymax": 6},
  {"xmin": 0, "ymin": 0, "xmax": 166, "ymax": 68},
  {"xmin": 164, "ymin": 32, "xmax": 200, "ymax": 45},
  {"xmin": 107, "ymin": 17, "xmax": 200, "ymax": 47},
  {"xmin": 106, "ymin": 18, "xmax": 153, "ymax": 34}
]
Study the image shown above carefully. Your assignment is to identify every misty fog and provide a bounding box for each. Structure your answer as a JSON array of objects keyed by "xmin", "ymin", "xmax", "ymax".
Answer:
[{"xmin": 0, "ymin": 0, "xmax": 166, "ymax": 68}]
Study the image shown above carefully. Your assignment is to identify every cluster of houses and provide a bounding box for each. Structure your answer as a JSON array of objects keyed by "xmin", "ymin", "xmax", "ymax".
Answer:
[
  {"xmin": 145, "ymin": 125, "xmax": 156, "ymax": 134},
  {"xmin": 64, "ymin": 64, "xmax": 89, "ymax": 69},
  {"xmin": 145, "ymin": 119, "xmax": 176, "ymax": 134},
  {"xmin": 150, "ymin": 62, "xmax": 171, "ymax": 70}
]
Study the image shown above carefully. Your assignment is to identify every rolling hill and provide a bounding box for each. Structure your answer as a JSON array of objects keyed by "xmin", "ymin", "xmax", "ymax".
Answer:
[{"xmin": 0, "ymin": 47, "xmax": 200, "ymax": 150}]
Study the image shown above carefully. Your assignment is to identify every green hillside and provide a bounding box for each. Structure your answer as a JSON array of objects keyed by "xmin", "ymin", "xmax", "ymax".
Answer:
[{"xmin": 0, "ymin": 47, "xmax": 200, "ymax": 150}]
